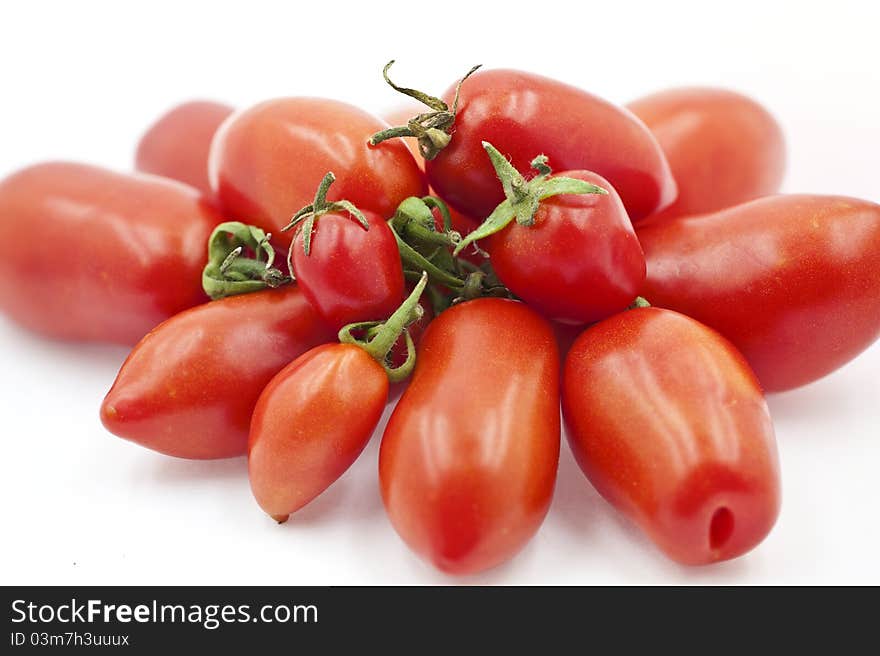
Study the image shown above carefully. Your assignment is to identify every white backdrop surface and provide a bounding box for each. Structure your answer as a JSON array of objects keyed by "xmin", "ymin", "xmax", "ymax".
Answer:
[{"xmin": 0, "ymin": 0, "xmax": 878, "ymax": 585}]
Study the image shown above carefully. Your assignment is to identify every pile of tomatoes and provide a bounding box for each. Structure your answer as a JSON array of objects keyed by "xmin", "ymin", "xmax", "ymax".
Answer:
[{"xmin": 2, "ymin": 64, "xmax": 879, "ymax": 575}]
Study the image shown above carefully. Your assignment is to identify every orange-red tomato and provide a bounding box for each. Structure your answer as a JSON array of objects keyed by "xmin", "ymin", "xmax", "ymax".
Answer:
[
  {"xmin": 563, "ymin": 307, "xmax": 781, "ymax": 565},
  {"xmin": 135, "ymin": 100, "xmax": 234, "ymax": 196},
  {"xmin": 628, "ymin": 87, "xmax": 785, "ymax": 224},
  {"xmin": 0, "ymin": 162, "xmax": 220, "ymax": 344},
  {"xmin": 209, "ymin": 98, "xmax": 426, "ymax": 247},
  {"xmin": 248, "ymin": 343, "xmax": 388, "ymax": 522},
  {"xmin": 101, "ymin": 287, "xmax": 334, "ymax": 459},
  {"xmin": 380, "ymin": 298, "xmax": 560, "ymax": 575},
  {"xmin": 639, "ymin": 194, "xmax": 880, "ymax": 391},
  {"xmin": 425, "ymin": 69, "xmax": 676, "ymax": 222}
]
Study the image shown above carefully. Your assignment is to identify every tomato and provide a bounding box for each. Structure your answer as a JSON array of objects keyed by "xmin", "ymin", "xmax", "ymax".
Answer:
[
  {"xmin": 380, "ymin": 298, "xmax": 560, "ymax": 575},
  {"xmin": 289, "ymin": 175, "xmax": 405, "ymax": 331},
  {"xmin": 136, "ymin": 100, "xmax": 234, "ymax": 196},
  {"xmin": 0, "ymin": 162, "xmax": 220, "ymax": 344},
  {"xmin": 101, "ymin": 286, "xmax": 334, "ymax": 459},
  {"xmin": 248, "ymin": 343, "xmax": 388, "ymax": 522},
  {"xmin": 481, "ymin": 167, "xmax": 645, "ymax": 324},
  {"xmin": 248, "ymin": 275, "xmax": 427, "ymax": 520},
  {"xmin": 562, "ymin": 307, "xmax": 781, "ymax": 565},
  {"xmin": 209, "ymin": 98, "xmax": 426, "ymax": 247},
  {"xmin": 638, "ymin": 195, "xmax": 880, "ymax": 391},
  {"xmin": 628, "ymin": 87, "xmax": 786, "ymax": 224},
  {"xmin": 417, "ymin": 69, "xmax": 676, "ymax": 222}
]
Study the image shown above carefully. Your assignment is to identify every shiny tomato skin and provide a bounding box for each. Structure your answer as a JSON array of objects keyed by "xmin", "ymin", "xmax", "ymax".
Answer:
[
  {"xmin": 248, "ymin": 343, "xmax": 388, "ymax": 521},
  {"xmin": 0, "ymin": 162, "xmax": 220, "ymax": 345},
  {"xmin": 563, "ymin": 307, "xmax": 780, "ymax": 565},
  {"xmin": 380, "ymin": 298, "xmax": 560, "ymax": 575},
  {"xmin": 209, "ymin": 98, "xmax": 426, "ymax": 246},
  {"xmin": 101, "ymin": 286, "xmax": 334, "ymax": 459},
  {"xmin": 639, "ymin": 195, "xmax": 880, "ymax": 391},
  {"xmin": 629, "ymin": 87, "xmax": 786, "ymax": 224},
  {"xmin": 426, "ymin": 69, "xmax": 676, "ymax": 222},
  {"xmin": 485, "ymin": 170, "xmax": 645, "ymax": 324},
  {"xmin": 291, "ymin": 210, "xmax": 405, "ymax": 331},
  {"xmin": 135, "ymin": 100, "xmax": 234, "ymax": 196}
]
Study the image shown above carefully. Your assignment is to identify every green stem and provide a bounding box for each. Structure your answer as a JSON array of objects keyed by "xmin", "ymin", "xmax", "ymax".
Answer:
[
  {"xmin": 392, "ymin": 225, "xmax": 465, "ymax": 290},
  {"xmin": 369, "ymin": 62, "xmax": 481, "ymax": 160},
  {"xmin": 338, "ymin": 272, "xmax": 428, "ymax": 383},
  {"xmin": 202, "ymin": 222, "xmax": 290, "ymax": 300}
]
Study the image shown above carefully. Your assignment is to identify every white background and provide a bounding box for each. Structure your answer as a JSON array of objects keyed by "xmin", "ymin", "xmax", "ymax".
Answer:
[{"xmin": 1, "ymin": 0, "xmax": 878, "ymax": 585}]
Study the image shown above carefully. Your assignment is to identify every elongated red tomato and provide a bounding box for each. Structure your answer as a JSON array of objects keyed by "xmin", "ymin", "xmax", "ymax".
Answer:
[
  {"xmin": 563, "ymin": 308, "xmax": 781, "ymax": 565},
  {"xmin": 209, "ymin": 98, "xmax": 426, "ymax": 246},
  {"xmin": 136, "ymin": 100, "xmax": 234, "ymax": 196},
  {"xmin": 639, "ymin": 195, "xmax": 880, "ymax": 391},
  {"xmin": 248, "ymin": 343, "xmax": 388, "ymax": 522},
  {"xmin": 291, "ymin": 210, "xmax": 404, "ymax": 331},
  {"xmin": 425, "ymin": 69, "xmax": 676, "ymax": 222},
  {"xmin": 628, "ymin": 87, "xmax": 786, "ymax": 224},
  {"xmin": 380, "ymin": 298, "xmax": 560, "ymax": 575},
  {"xmin": 0, "ymin": 162, "xmax": 220, "ymax": 344},
  {"xmin": 484, "ymin": 170, "xmax": 645, "ymax": 324},
  {"xmin": 101, "ymin": 286, "xmax": 334, "ymax": 459}
]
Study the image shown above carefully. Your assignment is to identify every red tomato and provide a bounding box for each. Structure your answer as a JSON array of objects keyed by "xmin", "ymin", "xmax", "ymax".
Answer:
[
  {"xmin": 563, "ymin": 307, "xmax": 781, "ymax": 565},
  {"xmin": 135, "ymin": 100, "xmax": 234, "ymax": 196},
  {"xmin": 0, "ymin": 162, "xmax": 220, "ymax": 344},
  {"xmin": 424, "ymin": 69, "xmax": 676, "ymax": 222},
  {"xmin": 380, "ymin": 298, "xmax": 560, "ymax": 575},
  {"xmin": 291, "ymin": 209, "xmax": 405, "ymax": 331},
  {"xmin": 209, "ymin": 98, "xmax": 426, "ymax": 246},
  {"xmin": 101, "ymin": 286, "xmax": 334, "ymax": 459},
  {"xmin": 248, "ymin": 343, "xmax": 388, "ymax": 522},
  {"xmin": 484, "ymin": 169, "xmax": 645, "ymax": 324},
  {"xmin": 628, "ymin": 87, "xmax": 786, "ymax": 223},
  {"xmin": 638, "ymin": 195, "xmax": 880, "ymax": 391}
]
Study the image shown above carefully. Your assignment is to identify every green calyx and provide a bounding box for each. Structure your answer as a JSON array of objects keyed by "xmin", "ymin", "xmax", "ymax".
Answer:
[
  {"xmin": 202, "ymin": 222, "xmax": 290, "ymax": 300},
  {"xmin": 369, "ymin": 61, "xmax": 481, "ymax": 160},
  {"xmin": 629, "ymin": 296, "xmax": 651, "ymax": 309},
  {"xmin": 390, "ymin": 195, "xmax": 464, "ymax": 291},
  {"xmin": 338, "ymin": 271, "xmax": 428, "ymax": 383},
  {"xmin": 453, "ymin": 142, "xmax": 608, "ymax": 256},
  {"xmin": 387, "ymin": 194, "xmax": 512, "ymax": 314},
  {"xmin": 282, "ymin": 172, "xmax": 369, "ymax": 260}
]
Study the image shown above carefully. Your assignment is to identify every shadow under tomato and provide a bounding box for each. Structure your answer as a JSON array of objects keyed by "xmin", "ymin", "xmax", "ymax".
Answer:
[{"xmin": 140, "ymin": 453, "xmax": 247, "ymax": 486}]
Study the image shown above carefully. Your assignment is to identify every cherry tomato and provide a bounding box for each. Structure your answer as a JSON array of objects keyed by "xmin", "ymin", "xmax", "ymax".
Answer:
[
  {"xmin": 136, "ymin": 100, "xmax": 234, "ymax": 196},
  {"xmin": 209, "ymin": 98, "xmax": 426, "ymax": 246},
  {"xmin": 0, "ymin": 162, "xmax": 220, "ymax": 344},
  {"xmin": 484, "ymin": 169, "xmax": 645, "ymax": 324},
  {"xmin": 628, "ymin": 87, "xmax": 786, "ymax": 224},
  {"xmin": 248, "ymin": 343, "xmax": 388, "ymax": 522},
  {"xmin": 638, "ymin": 195, "xmax": 880, "ymax": 391},
  {"xmin": 291, "ymin": 208, "xmax": 405, "ymax": 332},
  {"xmin": 424, "ymin": 69, "xmax": 676, "ymax": 222},
  {"xmin": 563, "ymin": 307, "xmax": 781, "ymax": 565},
  {"xmin": 101, "ymin": 286, "xmax": 334, "ymax": 459},
  {"xmin": 380, "ymin": 298, "xmax": 560, "ymax": 575}
]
